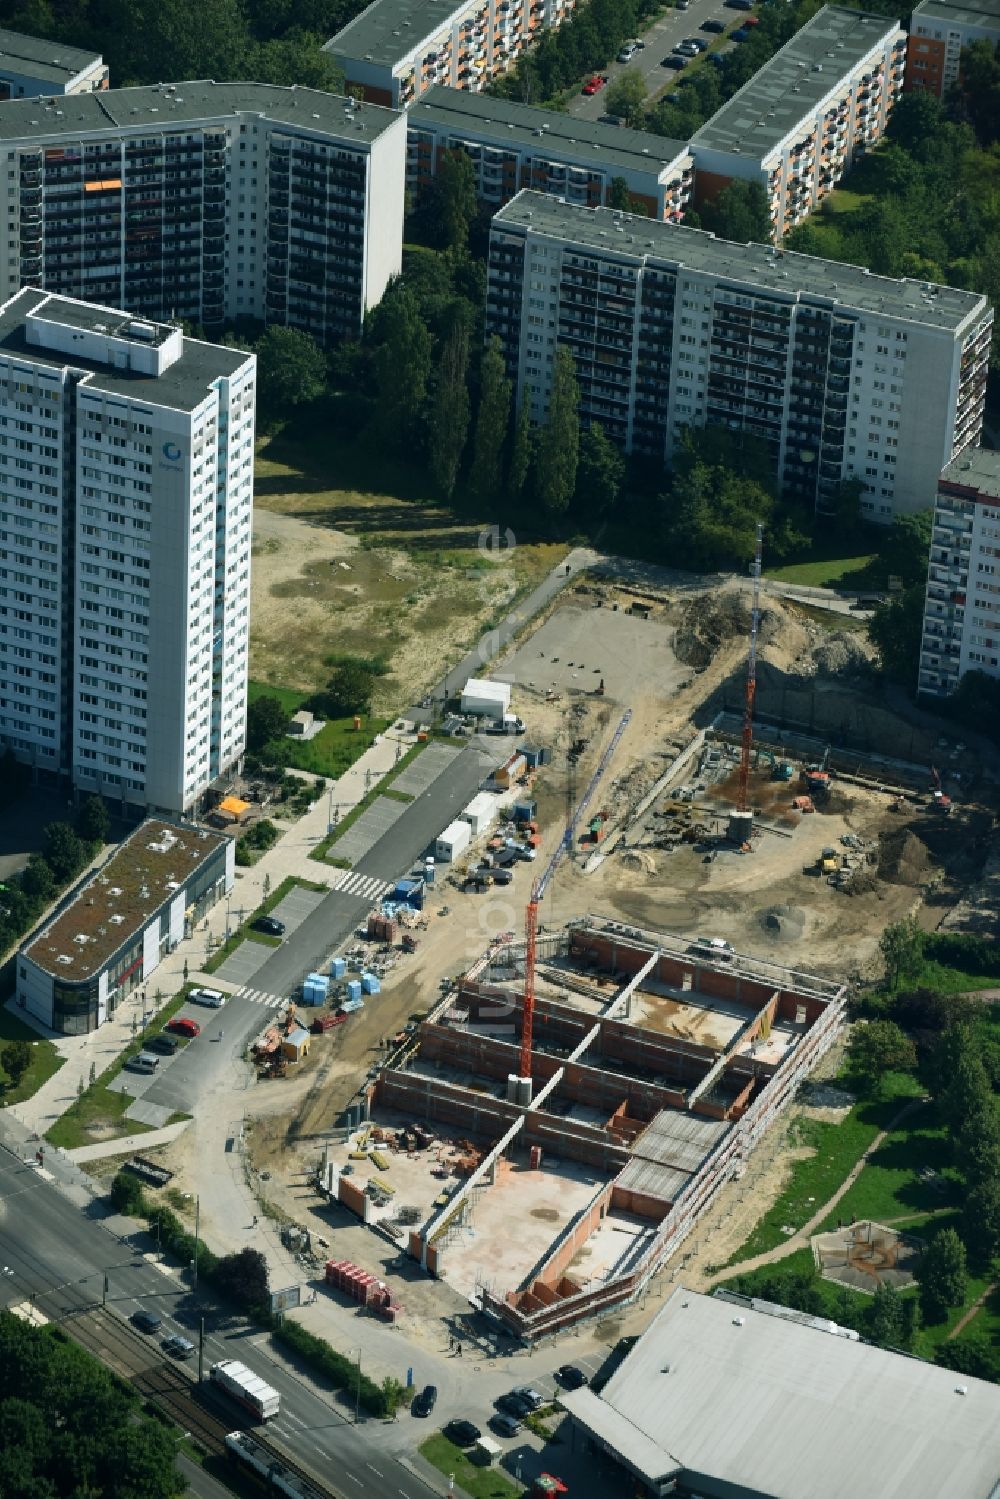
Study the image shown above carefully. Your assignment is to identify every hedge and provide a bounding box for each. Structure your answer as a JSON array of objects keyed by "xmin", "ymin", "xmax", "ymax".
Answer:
[
  {"xmin": 922, "ymin": 931, "xmax": 1000, "ymax": 979},
  {"xmin": 272, "ymin": 1320, "xmax": 384, "ymax": 1416}
]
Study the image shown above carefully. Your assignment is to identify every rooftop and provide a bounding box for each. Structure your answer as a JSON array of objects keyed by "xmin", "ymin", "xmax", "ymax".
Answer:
[
  {"xmin": 0, "ymin": 79, "xmax": 400, "ymax": 146},
  {"xmin": 691, "ymin": 5, "xmax": 903, "ymax": 159},
  {"xmin": 410, "ymin": 85, "xmax": 689, "ymax": 175},
  {"xmin": 325, "ymin": 0, "xmax": 469, "ymax": 71},
  {"xmin": 0, "ymin": 26, "xmax": 103, "ymax": 85},
  {"xmin": 25, "ymin": 820, "xmax": 228, "ymax": 982},
  {"xmin": 561, "ymin": 1287, "xmax": 1000, "ymax": 1498},
  {"xmin": 941, "ymin": 445, "xmax": 1000, "ymax": 500},
  {"xmin": 492, "ymin": 192, "xmax": 989, "ymax": 331},
  {"xmin": 911, "ymin": 0, "xmax": 1000, "ymax": 26},
  {"xmin": 0, "ymin": 289, "xmax": 251, "ymax": 412}
]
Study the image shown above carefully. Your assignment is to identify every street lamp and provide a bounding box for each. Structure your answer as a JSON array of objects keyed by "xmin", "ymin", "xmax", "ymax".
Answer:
[
  {"xmin": 352, "ymin": 1346, "xmax": 361, "ymax": 1425},
  {"xmin": 225, "ymin": 895, "xmax": 232, "ymax": 942}
]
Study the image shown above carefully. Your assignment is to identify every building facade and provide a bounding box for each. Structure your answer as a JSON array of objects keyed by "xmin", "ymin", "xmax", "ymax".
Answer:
[
  {"xmin": 407, "ymin": 86, "xmax": 693, "ymax": 221},
  {"xmin": 325, "ymin": 0, "xmax": 578, "ymax": 109},
  {"xmin": 0, "ymin": 28, "xmax": 108, "ymax": 99},
  {"xmin": 0, "ymin": 288, "xmax": 256, "ymax": 816},
  {"xmin": 906, "ymin": 0, "xmax": 1000, "ymax": 96},
  {"xmin": 0, "ymin": 82, "xmax": 405, "ymax": 346},
  {"xmin": 486, "ymin": 193, "xmax": 993, "ymax": 521},
  {"xmin": 919, "ymin": 447, "xmax": 1000, "ymax": 697},
  {"xmin": 691, "ymin": 6, "xmax": 906, "ymax": 241},
  {"xmin": 18, "ymin": 819, "xmax": 232, "ymax": 1034}
]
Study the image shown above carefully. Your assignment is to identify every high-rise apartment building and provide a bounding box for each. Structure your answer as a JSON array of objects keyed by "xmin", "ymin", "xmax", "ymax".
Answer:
[
  {"xmin": 407, "ymin": 86, "xmax": 693, "ymax": 221},
  {"xmin": 0, "ymin": 82, "xmax": 405, "ymax": 346},
  {"xmin": 0, "ymin": 287, "xmax": 256, "ymax": 816},
  {"xmin": 486, "ymin": 193, "xmax": 992, "ymax": 521},
  {"xmin": 906, "ymin": 0, "xmax": 1000, "ymax": 96},
  {"xmin": 690, "ymin": 7, "xmax": 906, "ymax": 241},
  {"xmin": 0, "ymin": 28, "xmax": 108, "ymax": 99},
  {"xmin": 325, "ymin": 0, "xmax": 578, "ymax": 109},
  {"xmin": 919, "ymin": 447, "xmax": 1000, "ymax": 697}
]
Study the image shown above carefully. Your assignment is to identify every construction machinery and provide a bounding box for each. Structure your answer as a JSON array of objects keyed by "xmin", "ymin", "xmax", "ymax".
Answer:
[
  {"xmin": 519, "ymin": 710, "xmax": 632, "ymax": 1091},
  {"xmin": 803, "ymin": 746, "xmax": 832, "ymax": 800},
  {"xmin": 729, "ymin": 524, "xmax": 763, "ymax": 846}
]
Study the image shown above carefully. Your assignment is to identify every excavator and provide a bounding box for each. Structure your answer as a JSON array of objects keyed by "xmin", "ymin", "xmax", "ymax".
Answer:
[{"xmin": 802, "ymin": 745, "xmax": 832, "ymax": 800}]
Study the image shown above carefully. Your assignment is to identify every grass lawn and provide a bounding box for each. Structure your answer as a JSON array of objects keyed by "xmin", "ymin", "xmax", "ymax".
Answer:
[
  {"xmin": 45, "ymin": 987, "xmax": 196, "ymax": 1149},
  {"xmin": 0, "ymin": 1007, "xmax": 64, "ymax": 1106},
  {"xmin": 765, "ymin": 550, "xmax": 879, "ymax": 589},
  {"xmin": 203, "ymin": 875, "xmax": 327, "ymax": 975},
  {"xmin": 898, "ymin": 958, "xmax": 1000, "ymax": 994},
  {"xmin": 247, "ymin": 680, "xmax": 305, "ymax": 714},
  {"xmin": 724, "ymin": 1070, "xmax": 924, "ymax": 1266},
  {"xmin": 815, "ymin": 1100, "xmax": 959, "ymax": 1232},
  {"xmin": 823, "ymin": 187, "xmax": 872, "ymax": 216},
  {"xmin": 281, "ymin": 715, "xmax": 392, "ymax": 780},
  {"xmin": 419, "ymin": 1436, "xmax": 520, "ymax": 1498}
]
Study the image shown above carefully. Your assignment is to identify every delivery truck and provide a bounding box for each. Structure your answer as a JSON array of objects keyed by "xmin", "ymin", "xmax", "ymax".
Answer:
[{"xmin": 210, "ymin": 1360, "xmax": 280, "ymax": 1421}]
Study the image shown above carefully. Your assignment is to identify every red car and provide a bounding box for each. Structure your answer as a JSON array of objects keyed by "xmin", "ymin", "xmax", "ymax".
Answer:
[
  {"xmin": 167, "ymin": 1017, "xmax": 201, "ymax": 1038},
  {"xmin": 744, "ymin": 14, "xmax": 760, "ymax": 22},
  {"xmin": 582, "ymin": 74, "xmax": 608, "ymax": 94}
]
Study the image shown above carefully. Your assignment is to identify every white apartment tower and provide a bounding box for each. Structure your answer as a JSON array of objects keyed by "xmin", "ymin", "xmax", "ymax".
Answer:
[
  {"xmin": 919, "ymin": 447, "xmax": 1000, "ymax": 697},
  {"xmin": 0, "ymin": 288, "xmax": 256, "ymax": 815},
  {"xmin": 486, "ymin": 193, "xmax": 993, "ymax": 521}
]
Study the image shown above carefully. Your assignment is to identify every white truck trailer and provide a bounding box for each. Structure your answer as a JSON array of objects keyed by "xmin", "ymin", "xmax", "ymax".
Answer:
[{"xmin": 211, "ymin": 1359, "xmax": 280, "ymax": 1420}]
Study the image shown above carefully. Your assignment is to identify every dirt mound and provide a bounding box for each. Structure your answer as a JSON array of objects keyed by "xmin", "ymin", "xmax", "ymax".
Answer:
[
  {"xmin": 759, "ymin": 904, "xmax": 806, "ymax": 942},
  {"xmin": 878, "ymin": 828, "xmax": 933, "ymax": 886},
  {"xmin": 675, "ymin": 593, "xmax": 750, "ymax": 670},
  {"xmin": 622, "ymin": 850, "xmax": 657, "ymax": 876},
  {"xmin": 811, "ymin": 632, "xmax": 873, "ymax": 679}
]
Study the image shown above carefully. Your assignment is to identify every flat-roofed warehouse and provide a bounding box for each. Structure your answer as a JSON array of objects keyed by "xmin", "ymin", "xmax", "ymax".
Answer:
[
  {"xmin": 17, "ymin": 819, "xmax": 232, "ymax": 1034},
  {"xmin": 561, "ymin": 1287, "xmax": 1000, "ymax": 1498}
]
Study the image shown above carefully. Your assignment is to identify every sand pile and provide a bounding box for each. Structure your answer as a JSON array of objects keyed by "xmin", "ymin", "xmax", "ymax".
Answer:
[
  {"xmin": 621, "ymin": 850, "xmax": 657, "ymax": 876},
  {"xmin": 759, "ymin": 904, "xmax": 807, "ymax": 942},
  {"xmin": 811, "ymin": 632, "xmax": 873, "ymax": 679},
  {"xmin": 878, "ymin": 829, "xmax": 933, "ymax": 886},
  {"xmin": 675, "ymin": 593, "xmax": 751, "ymax": 670}
]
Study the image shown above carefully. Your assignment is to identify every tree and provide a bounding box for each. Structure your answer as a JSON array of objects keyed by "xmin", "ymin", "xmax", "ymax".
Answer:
[
  {"xmin": 312, "ymin": 657, "xmax": 379, "ymax": 717},
  {"xmin": 847, "ymin": 1019, "xmax": 916, "ymax": 1092},
  {"xmin": 469, "ymin": 338, "xmax": 512, "ymax": 504},
  {"xmin": 880, "ymin": 510, "xmax": 932, "ymax": 590},
  {"xmin": 100, "ymin": 0, "xmax": 250, "ymax": 87},
  {"xmin": 508, "ymin": 395, "xmax": 534, "ymax": 500},
  {"xmin": 879, "ymin": 917, "xmax": 923, "ymax": 988},
  {"xmin": 605, "ymin": 69, "xmax": 646, "ymax": 124},
  {"xmin": 935, "ymin": 1336, "xmax": 1000, "ymax": 1382},
  {"xmin": 918, "ymin": 1226, "xmax": 968, "ymax": 1322},
  {"xmin": 213, "ymin": 1247, "xmax": 270, "ymax": 1310},
  {"xmin": 575, "ymin": 422, "xmax": 624, "ymax": 517},
  {"xmin": 0, "ymin": 1041, "xmax": 32, "ymax": 1090},
  {"xmin": 426, "ymin": 308, "xmax": 471, "ymax": 499},
  {"xmin": 866, "ymin": 1281, "xmax": 905, "ymax": 1348},
  {"xmin": 256, "ymin": 326, "xmax": 327, "ymax": 419},
  {"xmin": 664, "ymin": 457, "xmax": 774, "ymax": 570},
  {"xmin": 699, "ymin": 180, "xmax": 772, "ymax": 244},
  {"xmin": 369, "ymin": 284, "xmax": 432, "ymax": 453},
  {"xmin": 76, "ymin": 794, "xmax": 110, "ymax": 845},
  {"xmin": 20, "ymin": 855, "xmax": 55, "ymax": 904},
  {"xmin": 533, "ymin": 347, "xmax": 579, "ymax": 517},
  {"xmin": 246, "ymin": 695, "xmax": 288, "ymax": 752},
  {"xmin": 962, "ymin": 1174, "xmax": 1000, "ymax": 1270},
  {"xmin": 41, "ymin": 822, "xmax": 86, "ymax": 885},
  {"xmin": 949, "ymin": 38, "xmax": 1000, "ymax": 146},
  {"xmin": 431, "ymin": 150, "xmax": 478, "ymax": 254}
]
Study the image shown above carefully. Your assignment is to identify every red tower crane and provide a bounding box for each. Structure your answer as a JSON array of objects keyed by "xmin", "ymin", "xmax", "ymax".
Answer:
[{"xmin": 736, "ymin": 523, "xmax": 764, "ymax": 817}]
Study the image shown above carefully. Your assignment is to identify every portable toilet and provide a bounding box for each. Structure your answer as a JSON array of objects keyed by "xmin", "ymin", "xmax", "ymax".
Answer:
[
  {"xmin": 424, "ymin": 858, "xmax": 435, "ymax": 886},
  {"xmin": 361, "ymin": 972, "xmax": 381, "ymax": 995},
  {"xmin": 330, "ymin": 956, "xmax": 347, "ymax": 980},
  {"xmin": 345, "ymin": 978, "xmax": 363, "ymax": 1003}
]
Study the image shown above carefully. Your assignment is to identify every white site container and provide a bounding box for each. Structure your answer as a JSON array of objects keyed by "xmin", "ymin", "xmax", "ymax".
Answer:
[
  {"xmin": 460, "ymin": 678, "xmax": 511, "ymax": 720},
  {"xmin": 435, "ymin": 819, "xmax": 472, "ymax": 862}
]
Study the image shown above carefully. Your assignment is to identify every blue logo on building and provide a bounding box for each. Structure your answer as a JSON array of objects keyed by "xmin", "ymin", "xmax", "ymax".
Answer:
[{"xmin": 162, "ymin": 441, "xmax": 183, "ymax": 462}]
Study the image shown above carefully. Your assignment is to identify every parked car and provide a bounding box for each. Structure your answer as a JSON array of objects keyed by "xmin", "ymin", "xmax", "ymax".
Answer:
[
  {"xmin": 731, "ymin": 26, "xmax": 752, "ymax": 38},
  {"xmin": 662, "ymin": 54, "xmax": 688, "ymax": 67},
  {"xmin": 490, "ymin": 1413, "xmax": 522, "ymax": 1437},
  {"xmin": 684, "ymin": 35, "xmax": 709, "ymax": 48},
  {"xmin": 724, "ymin": 0, "xmax": 753, "ymax": 8},
  {"xmin": 701, "ymin": 16, "xmax": 726, "ymax": 28},
  {"xmin": 162, "ymin": 1334, "xmax": 195, "ymax": 1359},
  {"xmin": 743, "ymin": 12, "xmax": 760, "ymax": 20},
  {"xmin": 674, "ymin": 41, "xmax": 699, "ymax": 54},
  {"xmin": 145, "ymin": 1034, "xmax": 179, "ymax": 1055},
  {"xmin": 252, "ymin": 916, "xmax": 285, "ymax": 937},
  {"xmin": 412, "ymin": 1385, "xmax": 437, "ymax": 1417},
  {"xmin": 557, "ymin": 1364, "xmax": 588, "ymax": 1389},
  {"xmin": 444, "ymin": 1419, "xmax": 481, "ymax": 1446},
  {"xmin": 582, "ymin": 73, "xmax": 608, "ymax": 94},
  {"xmin": 598, "ymin": 112, "xmax": 623, "ymax": 125},
  {"xmin": 675, "ymin": 0, "xmax": 690, "ymax": 10},
  {"xmin": 511, "ymin": 1386, "xmax": 544, "ymax": 1411},
  {"xmin": 497, "ymin": 1391, "xmax": 535, "ymax": 1418},
  {"xmin": 617, "ymin": 40, "xmax": 639, "ymax": 61},
  {"xmin": 132, "ymin": 1309, "xmax": 162, "ymax": 1334},
  {"xmin": 167, "ymin": 1017, "xmax": 201, "ymax": 1038},
  {"xmin": 190, "ymin": 987, "xmax": 225, "ymax": 1008}
]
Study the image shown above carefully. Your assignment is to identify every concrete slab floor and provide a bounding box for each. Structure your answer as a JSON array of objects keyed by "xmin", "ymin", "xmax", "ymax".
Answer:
[
  {"xmin": 566, "ymin": 1210, "xmax": 658, "ymax": 1291},
  {"xmin": 629, "ymin": 988, "xmax": 748, "ymax": 1048},
  {"xmin": 437, "ymin": 1155, "xmax": 608, "ymax": 1304}
]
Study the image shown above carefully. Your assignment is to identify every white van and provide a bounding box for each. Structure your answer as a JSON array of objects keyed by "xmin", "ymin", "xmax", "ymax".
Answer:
[
  {"xmin": 190, "ymin": 987, "xmax": 226, "ymax": 1008},
  {"xmin": 128, "ymin": 1052, "xmax": 161, "ymax": 1074}
]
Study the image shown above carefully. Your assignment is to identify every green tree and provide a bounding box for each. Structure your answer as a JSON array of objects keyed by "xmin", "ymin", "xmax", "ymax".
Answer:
[
  {"xmin": 256, "ymin": 326, "xmax": 327, "ymax": 419},
  {"xmin": 508, "ymin": 395, "xmax": 534, "ymax": 500},
  {"xmin": 369, "ymin": 284, "xmax": 433, "ymax": 453},
  {"xmin": 426, "ymin": 309, "xmax": 471, "ymax": 499},
  {"xmin": 605, "ymin": 68, "xmax": 646, "ymax": 124},
  {"xmin": 469, "ymin": 338, "xmax": 512, "ymax": 504},
  {"xmin": 665, "ymin": 460, "xmax": 774, "ymax": 570},
  {"xmin": 950, "ymin": 38, "xmax": 1000, "ymax": 146},
  {"xmin": 20, "ymin": 855, "xmax": 55, "ymax": 904},
  {"xmin": 250, "ymin": 35, "xmax": 343, "ymax": 90},
  {"xmin": 246, "ymin": 695, "xmax": 288, "ymax": 752},
  {"xmin": 0, "ymin": 1040, "xmax": 32, "ymax": 1090},
  {"xmin": 962, "ymin": 1174, "xmax": 1000, "ymax": 1270},
  {"xmin": 76, "ymin": 794, "xmax": 111, "ymax": 845},
  {"xmin": 431, "ymin": 150, "xmax": 478, "ymax": 254},
  {"xmin": 314, "ymin": 658, "xmax": 379, "ymax": 716},
  {"xmin": 847, "ymin": 1019, "xmax": 917, "ymax": 1093},
  {"xmin": 935, "ymin": 1336, "xmax": 1000, "ymax": 1382},
  {"xmin": 866, "ymin": 1281, "xmax": 905, "ymax": 1347},
  {"xmin": 100, "ymin": 0, "xmax": 250, "ymax": 85},
  {"xmin": 918, "ymin": 1226, "xmax": 968, "ymax": 1322},
  {"xmin": 575, "ymin": 422, "xmax": 624, "ymax": 516},
  {"xmin": 699, "ymin": 180, "xmax": 772, "ymax": 243},
  {"xmin": 41, "ymin": 823, "xmax": 85, "ymax": 885},
  {"xmin": 879, "ymin": 917, "xmax": 923, "ymax": 987},
  {"xmin": 214, "ymin": 1247, "xmax": 270, "ymax": 1310},
  {"xmin": 533, "ymin": 347, "xmax": 579, "ymax": 517},
  {"xmin": 880, "ymin": 510, "xmax": 932, "ymax": 589}
]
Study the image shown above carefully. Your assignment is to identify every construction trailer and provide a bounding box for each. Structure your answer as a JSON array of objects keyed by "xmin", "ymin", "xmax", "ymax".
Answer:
[
  {"xmin": 461, "ymin": 678, "xmax": 511, "ymax": 720},
  {"xmin": 435, "ymin": 820, "xmax": 472, "ymax": 862}
]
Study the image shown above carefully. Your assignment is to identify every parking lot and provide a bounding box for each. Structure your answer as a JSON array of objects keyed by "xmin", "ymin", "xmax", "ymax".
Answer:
[{"xmin": 213, "ymin": 885, "xmax": 328, "ymax": 987}]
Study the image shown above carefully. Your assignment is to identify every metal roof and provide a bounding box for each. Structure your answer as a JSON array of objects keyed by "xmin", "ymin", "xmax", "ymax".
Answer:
[
  {"xmin": 941, "ymin": 446, "xmax": 1000, "ymax": 501},
  {"xmin": 911, "ymin": 0, "xmax": 1000, "ymax": 27},
  {"xmin": 410, "ymin": 85, "xmax": 689, "ymax": 177},
  {"xmin": 325, "ymin": 0, "xmax": 471, "ymax": 72},
  {"xmin": 691, "ymin": 5, "xmax": 903, "ymax": 160},
  {"xmin": 492, "ymin": 193, "xmax": 989, "ymax": 332},
  {"xmin": 561, "ymin": 1288, "xmax": 1000, "ymax": 1499},
  {"xmin": 0, "ymin": 27, "xmax": 102, "ymax": 85}
]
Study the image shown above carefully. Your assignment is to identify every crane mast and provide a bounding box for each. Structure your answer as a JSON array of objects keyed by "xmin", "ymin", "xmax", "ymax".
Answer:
[{"xmin": 737, "ymin": 523, "xmax": 764, "ymax": 817}]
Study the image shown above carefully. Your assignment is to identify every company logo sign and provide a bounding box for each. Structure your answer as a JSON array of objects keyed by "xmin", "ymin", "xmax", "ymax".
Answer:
[{"xmin": 162, "ymin": 441, "xmax": 183, "ymax": 462}]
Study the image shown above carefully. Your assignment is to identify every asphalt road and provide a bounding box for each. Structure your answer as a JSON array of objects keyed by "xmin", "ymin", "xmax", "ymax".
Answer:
[{"xmin": 567, "ymin": 0, "xmax": 743, "ymax": 121}]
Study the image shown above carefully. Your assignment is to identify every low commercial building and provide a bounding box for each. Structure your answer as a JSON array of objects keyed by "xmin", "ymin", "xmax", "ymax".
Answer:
[
  {"xmin": 919, "ymin": 446, "xmax": 1000, "ymax": 697},
  {"xmin": 407, "ymin": 86, "xmax": 693, "ymax": 220},
  {"xmin": 324, "ymin": 0, "xmax": 579, "ymax": 110},
  {"xmin": 486, "ymin": 192, "xmax": 993, "ymax": 522},
  {"xmin": 560, "ymin": 1286, "xmax": 1000, "ymax": 1497},
  {"xmin": 17, "ymin": 820, "xmax": 232, "ymax": 1035},
  {"xmin": 690, "ymin": 6, "xmax": 906, "ymax": 240},
  {"xmin": 906, "ymin": 0, "xmax": 1000, "ymax": 96},
  {"xmin": 0, "ymin": 28, "xmax": 108, "ymax": 99}
]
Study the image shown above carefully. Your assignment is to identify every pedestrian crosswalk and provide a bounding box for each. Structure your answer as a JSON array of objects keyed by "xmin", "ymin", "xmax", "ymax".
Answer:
[
  {"xmin": 329, "ymin": 869, "xmax": 392, "ymax": 903},
  {"xmin": 236, "ymin": 987, "xmax": 287, "ymax": 1010}
]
